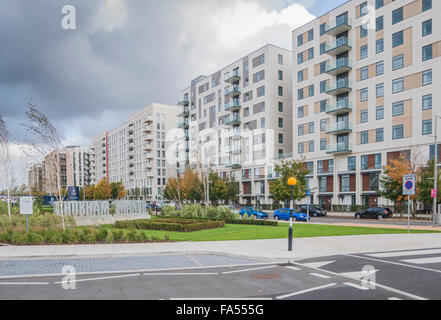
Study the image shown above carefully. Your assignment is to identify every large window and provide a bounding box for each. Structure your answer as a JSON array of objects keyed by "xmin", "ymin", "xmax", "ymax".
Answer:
[
  {"xmin": 392, "ymin": 7, "xmax": 403, "ymax": 24},
  {"xmin": 422, "ymin": 0, "xmax": 432, "ymax": 12},
  {"xmin": 376, "ymin": 128, "xmax": 384, "ymax": 142},
  {"xmin": 376, "ymin": 16, "xmax": 383, "ymax": 31},
  {"xmin": 392, "ymin": 78, "xmax": 404, "ymax": 93},
  {"xmin": 392, "ymin": 101, "xmax": 404, "ymax": 116},
  {"xmin": 392, "ymin": 125, "xmax": 404, "ymax": 140},
  {"xmin": 376, "ymin": 38, "xmax": 384, "ymax": 54},
  {"xmin": 361, "ymin": 88, "xmax": 368, "ymax": 101},
  {"xmin": 360, "ymin": 24, "xmax": 368, "ymax": 38},
  {"xmin": 392, "ymin": 54, "xmax": 404, "ymax": 70},
  {"xmin": 361, "ymin": 110, "xmax": 368, "ymax": 123},
  {"xmin": 376, "ymin": 83, "xmax": 384, "ymax": 98},
  {"xmin": 348, "ymin": 157, "xmax": 356, "ymax": 171},
  {"xmin": 392, "ymin": 31, "xmax": 403, "ymax": 47},
  {"xmin": 422, "ymin": 94, "xmax": 432, "ymax": 110},
  {"xmin": 376, "ymin": 106, "xmax": 384, "ymax": 120},
  {"xmin": 361, "ymin": 66, "xmax": 368, "ymax": 80},
  {"xmin": 360, "ymin": 45, "xmax": 368, "ymax": 59},
  {"xmin": 423, "ymin": 69, "xmax": 432, "ymax": 86},
  {"xmin": 422, "ymin": 19, "xmax": 432, "ymax": 37},
  {"xmin": 423, "ymin": 119, "xmax": 432, "ymax": 135},
  {"xmin": 376, "ymin": 61, "xmax": 384, "ymax": 76},
  {"xmin": 361, "ymin": 131, "xmax": 369, "ymax": 144},
  {"xmin": 423, "ymin": 44, "xmax": 433, "ymax": 61},
  {"xmin": 360, "ymin": 2, "xmax": 368, "ymax": 16}
]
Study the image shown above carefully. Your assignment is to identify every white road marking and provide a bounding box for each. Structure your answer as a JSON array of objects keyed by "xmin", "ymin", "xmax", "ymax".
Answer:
[
  {"xmin": 285, "ymin": 266, "xmax": 301, "ymax": 271},
  {"xmin": 401, "ymin": 257, "xmax": 441, "ymax": 265},
  {"xmin": 221, "ymin": 265, "xmax": 277, "ymax": 275},
  {"xmin": 310, "ymin": 273, "xmax": 332, "ymax": 279},
  {"xmin": 275, "ymin": 283, "xmax": 337, "ymax": 300},
  {"xmin": 367, "ymin": 249, "xmax": 441, "ymax": 258},
  {"xmin": 143, "ymin": 272, "xmax": 218, "ymax": 276},
  {"xmin": 170, "ymin": 298, "xmax": 273, "ymax": 300},
  {"xmin": 343, "ymin": 282, "xmax": 369, "ymax": 291},
  {"xmin": 388, "ymin": 297, "xmax": 403, "ymax": 300},
  {"xmin": 0, "ymin": 282, "xmax": 48, "ymax": 285},
  {"xmin": 300, "ymin": 261, "xmax": 335, "ymax": 269},
  {"xmin": 54, "ymin": 273, "xmax": 140, "ymax": 284}
]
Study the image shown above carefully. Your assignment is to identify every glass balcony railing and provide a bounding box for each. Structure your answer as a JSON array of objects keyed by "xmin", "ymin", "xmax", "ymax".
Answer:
[
  {"xmin": 224, "ymin": 86, "xmax": 241, "ymax": 98},
  {"xmin": 324, "ymin": 17, "xmax": 352, "ymax": 36},
  {"xmin": 325, "ymin": 58, "xmax": 352, "ymax": 75},
  {"xmin": 177, "ymin": 98, "xmax": 189, "ymax": 106},
  {"xmin": 326, "ymin": 142, "xmax": 353, "ymax": 154},
  {"xmin": 326, "ymin": 121, "xmax": 353, "ymax": 134},
  {"xmin": 325, "ymin": 38, "xmax": 352, "ymax": 56},
  {"xmin": 326, "ymin": 78, "xmax": 352, "ymax": 95},
  {"xmin": 326, "ymin": 100, "xmax": 353, "ymax": 114},
  {"xmin": 225, "ymin": 100, "xmax": 241, "ymax": 112},
  {"xmin": 225, "ymin": 70, "xmax": 241, "ymax": 84},
  {"xmin": 225, "ymin": 116, "xmax": 241, "ymax": 126}
]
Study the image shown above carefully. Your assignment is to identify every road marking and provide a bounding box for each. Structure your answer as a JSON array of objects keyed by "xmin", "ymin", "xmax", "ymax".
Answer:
[
  {"xmin": 388, "ymin": 297, "xmax": 403, "ymax": 300},
  {"xmin": 285, "ymin": 266, "xmax": 301, "ymax": 271},
  {"xmin": 300, "ymin": 260, "xmax": 335, "ymax": 269},
  {"xmin": 0, "ymin": 282, "xmax": 48, "ymax": 285},
  {"xmin": 343, "ymin": 282, "xmax": 368, "ymax": 291},
  {"xmin": 294, "ymin": 260, "xmax": 428, "ymax": 301},
  {"xmin": 401, "ymin": 257, "xmax": 441, "ymax": 265},
  {"xmin": 169, "ymin": 298, "xmax": 273, "ymax": 300},
  {"xmin": 222, "ymin": 265, "xmax": 277, "ymax": 275},
  {"xmin": 275, "ymin": 283, "xmax": 337, "ymax": 300},
  {"xmin": 310, "ymin": 273, "xmax": 332, "ymax": 279},
  {"xmin": 367, "ymin": 249, "xmax": 441, "ymax": 258},
  {"xmin": 346, "ymin": 254, "xmax": 441, "ymax": 275},
  {"xmin": 54, "ymin": 273, "xmax": 140, "ymax": 284},
  {"xmin": 143, "ymin": 272, "xmax": 218, "ymax": 276}
]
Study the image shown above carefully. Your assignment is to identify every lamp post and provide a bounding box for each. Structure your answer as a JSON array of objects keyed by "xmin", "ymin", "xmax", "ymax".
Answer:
[{"xmin": 287, "ymin": 177, "xmax": 297, "ymax": 252}]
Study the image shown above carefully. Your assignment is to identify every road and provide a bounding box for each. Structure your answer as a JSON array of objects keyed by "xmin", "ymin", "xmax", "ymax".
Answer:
[{"xmin": 1, "ymin": 248, "xmax": 441, "ymax": 300}]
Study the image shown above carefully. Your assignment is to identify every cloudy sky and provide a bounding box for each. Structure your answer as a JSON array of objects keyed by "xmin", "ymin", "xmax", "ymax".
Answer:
[{"xmin": 0, "ymin": 0, "xmax": 347, "ymax": 186}]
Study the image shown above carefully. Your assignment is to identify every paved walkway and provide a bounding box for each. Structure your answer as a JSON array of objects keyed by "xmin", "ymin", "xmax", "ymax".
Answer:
[{"xmin": 1, "ymin": 233, "xmax": 441, "ymax": 262}]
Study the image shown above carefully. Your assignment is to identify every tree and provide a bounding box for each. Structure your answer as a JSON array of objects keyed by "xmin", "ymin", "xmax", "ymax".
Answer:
[
  {"xmin": 208, "ymin": 172, "xmax": 228, "ymax": 205},
  {"xmin": 180, "ymin": 169, "xmax": 204, "ymax": 203},
  {"xmin": 0, "ymin": 114, "xmax": 12, "ymax": 219},
  {"xmin": 94, "ymin": 178, "xmax": 112, "ymax": 200},
  {"xmin": 269, "ymin": 159, "xmax": 310, "ymax": 205},
  {"xmin": 111, "ymin": 181, "xmax": 126, "ymax": 200},
  {"xmin": 417, "ymin": 159, "xmax": 441, "ymax": 206},
  {"xmin": 225, "ymin": 176, "xmax": 239, "ymax": 203}
]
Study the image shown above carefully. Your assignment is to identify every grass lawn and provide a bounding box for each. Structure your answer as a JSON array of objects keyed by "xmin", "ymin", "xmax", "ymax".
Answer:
[{"xmin": 93, "ymin": 223, "xmax": 439, "ymax": 242}]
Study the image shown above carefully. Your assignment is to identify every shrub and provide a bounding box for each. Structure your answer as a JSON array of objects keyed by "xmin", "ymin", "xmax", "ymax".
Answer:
[{"xmin": 115, "ymin": 219, "xmax": 225, "ymax": 232}]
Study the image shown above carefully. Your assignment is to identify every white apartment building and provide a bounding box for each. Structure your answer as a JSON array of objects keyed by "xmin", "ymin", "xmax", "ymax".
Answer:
[
  {"xmin": 93, "ymin": 103, "xmax": 179, "ymax": 200},
  {"xmin": 177, "ymin": 44, "xmax": 293, "ymax": 206},
  {"xmin": 91, "ymin": 131, "xmax": 108, "ymax": 185},
  {"xmin": 292, "ymin": 0, "xmax": 439, "ymax": 209}
]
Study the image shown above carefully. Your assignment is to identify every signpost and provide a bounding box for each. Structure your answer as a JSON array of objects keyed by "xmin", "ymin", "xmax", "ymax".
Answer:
[
  {"xmin": 306, "ymin": 190, "xmax": 311, "ymax": 222},
  {"xmin": 403, "ymin": 174, "xmax": 416, "ymax": 234},
  {"xmin": 19, "ymin": 196, "xmax": 33, "ymax": 233},
  {"xmin": 287, "ymin": 177, "xmax": 297, "ymax": 252}
]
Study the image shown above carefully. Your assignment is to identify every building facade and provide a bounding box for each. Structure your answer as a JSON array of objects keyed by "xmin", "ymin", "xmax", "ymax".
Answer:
[
  {"xmin": 177, "ymin": 44, "xmax": 293, "ymax": 206},
  {"xmin": 93, "ymin": 103, "xmax": 179, "ymax": 201},
  {"xmin": 292, "ymin": 0, "xmax": 439, "ymax": 209},
  {"xmin": 28, "ymin": 162, "xmax": 44, "ymax": 194}
]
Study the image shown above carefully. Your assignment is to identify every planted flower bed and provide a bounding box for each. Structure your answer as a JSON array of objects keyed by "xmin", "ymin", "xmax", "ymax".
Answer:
[{"xmin": 115, "ymin": 218, "xmax": 225, "ymax": 232}]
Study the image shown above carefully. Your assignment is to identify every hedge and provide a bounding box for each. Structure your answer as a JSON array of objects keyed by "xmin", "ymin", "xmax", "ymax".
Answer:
[
  {"xmin": 159, "ymin": 216, "xmax": 278, "ymax": 227},
  {"xmin": 115, "ymin": 219, "xmax": 225, "ymax": 232}
]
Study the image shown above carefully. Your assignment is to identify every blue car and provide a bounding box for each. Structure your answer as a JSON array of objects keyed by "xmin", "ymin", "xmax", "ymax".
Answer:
[
  {"xmin": 273, "ymin": 208, "xmax": 310, "ymax": 222},
  {"xmin": 239, "ymin": 207, "xmax": 268, "ymax": 219}
]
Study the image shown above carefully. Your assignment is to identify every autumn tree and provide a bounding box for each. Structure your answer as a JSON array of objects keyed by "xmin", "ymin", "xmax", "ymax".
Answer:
[
  {"xmin": 417, "ymin": 159, "xmax": 441, "ymax": 206},
  {"xmin": 94, "ymin": 178, "xmax": 112, "ymax": 200},
  {"xmin": 111, "ymin": 181, "xmax": 126, "ymax": 200},
  {"xmin": 208, "ymin": 172, "xmax": 228, "ymax": 205}
]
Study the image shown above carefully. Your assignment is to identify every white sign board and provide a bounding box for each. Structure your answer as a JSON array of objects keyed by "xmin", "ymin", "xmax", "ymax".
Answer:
[
  {"xmin": 20, "ymin": 196, "xmax": 33, "ymax": 215},
  {"xmin": 403, "ymin": 174, "xmax": 416, "ymax": 196}
]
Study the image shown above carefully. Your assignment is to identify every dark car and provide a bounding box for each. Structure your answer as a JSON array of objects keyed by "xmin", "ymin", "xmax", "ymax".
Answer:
[
  {"xmin": 299, "ymin": 205, "xmax": 327, "ymax": 217},
  {"xmin": 355, "ymin": 207, "xmax": 393, "ymax": 220}
]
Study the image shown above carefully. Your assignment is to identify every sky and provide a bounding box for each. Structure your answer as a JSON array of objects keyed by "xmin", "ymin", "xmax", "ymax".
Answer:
[{"xmin": 0, "ymin": 0, "xmax": 348, "ymax": 186}]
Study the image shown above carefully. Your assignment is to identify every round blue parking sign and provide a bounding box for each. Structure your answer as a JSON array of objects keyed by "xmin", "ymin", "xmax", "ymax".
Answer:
[{"xmin": 405, "ymin": 181, "xmax": 413, "ymax": 190}]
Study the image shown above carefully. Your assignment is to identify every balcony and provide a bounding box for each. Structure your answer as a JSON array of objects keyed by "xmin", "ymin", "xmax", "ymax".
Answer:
[
  {"xmin": 267, "ymin": 172, "xmax": 280, "ymax": 180},
  {"xmin": 254, "ymin": 174, "xmax": 266, "ymax": 181},
  {"xmin": 144, "ymin": 144, "xmax": 153, "ymax": 152},
  {"xmin": 225, "ymin": 116, "xmax": 241, "ymax": 126},
  {"xmin": 230, "ymin": 132, "xmax": 241, "ymax": 140},
  {"xmin": 274, "ymin": 152, "xmax": 293, "ymax": 160},
  {"xmin": 324, "ymin": 17, "xmax": 352, "ymax": 36},
  {"xmin": 177, "ymin": 98, "xmax": 189, "ymax": 106},
  {"xmin": 178, "ymin": 108, "xmax": 189, "ymax": 117},
  {"xmin": 145, "ymin": 134, "xmax": 153, "ymax": 142},
  {"xmin": 326, "ymin": 142, "xmax": 353, "ymax": 155},
  {"xmin": 326, "ymin": 78, "xmax": 352, "ymax": 95},
  {"xmin": 326, "ymin": 121, "xmax": 353, "ymax": 134},
  {"xmin": 325, "ymin": 38, "xmax": 352, "ymax": 56},
  {"xmin": 178, "ymin": 121, "xmax": 189, "ymax": 129},
  {"xmin": 226, "ymin": 163, "xmax": 242, "ymax": 169},
  {"xmin": 144, "ymin": 117, "xmax": 153, "ymax": 124},
  {"xmin": 224, "ymin": 86, "xmax": 241, "ymax": 98},
  {"xmin": 225, "ymin": 100, "xmax": 241, "ymax": 112},
  {"xmin": 225, "ymin": 70, "xmax": 241, "ymax": 84},
  {"xmin": 228, "ymin": 146, "xmax": 241, "ymax": 155},
  {"xmin": 143, "ymin": 126, "xmax": 152, "ymax": 134},
  {"xmin": 325, "ymin": 58, "xmax": 352, "ymax": 76},
  {"xmin": 326, "ymin": 100, "xmax": 353, "ymax": 115}
]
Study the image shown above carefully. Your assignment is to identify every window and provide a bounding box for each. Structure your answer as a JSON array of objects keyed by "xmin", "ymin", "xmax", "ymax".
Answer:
[
  {"xmin": 298, "ymin": 70, "xmax": 304, "ymax": 82},
  {"xmin": 361, "ymin": 110, "xmax": 368, "ymax": 123},
  {"xmin": 279, "ymin": 133, "xmax": 284, "ymax": 144},
  {"xmin": 308, "ymin": 85, "xmax": 314, "ymax": 97},
  {"xmin": 376, "ymin": 106, "xmax": 384, "ymax": 120},
  {"xmin": 244, "ymin": 107, "xmax": 249, "ymax": 117},
  {"xmin": 298, "ymin": 106, "xmax": 304, "ymax": 118},
  {"xmin": 320, "ymin": 119, "xmax": 327, "ymax": 131},
  {"xmin": 376, "ymin": 38, "xmax": 384, "ymax": 54},
  {"xmin": 257, "ymin": 86, "xmax": 265, "ymax": 97},
  {"xmin": 360, "ymin": 45, "xmax": 368, "ymax": 59},
  {"xmin": 297, "ymin": 34, "xmax": 303, "ymax": 47},
  {"xmin": 422, "ymin": 94, "xmax": 432, "ymax": 110},
  {"xmin": 376, "ymin": 0, "xmax": 384, "ymax": 9},
  {"xmin": 422, "ymin": 19, "xmax": 432, "ymax": 37},
  {"xmin": 261, "ymin": 117, "xmax": 265, "ymax": 128},
  {"xmin": 376, "ymin": 16, "xmax": 383, "ymax": 31},
  {"xmin": 278, "ymin": 70, "xmax": 283, "ymax": 81},
  {"xmin": 361, "ymin": 131, "xmax": 369, "ymax": 144},
  {"xmin": 423, "ymin": 69, "xmax": 432, "ymax": 86},
  {"xmin": 392, "ymin": 54, "xmax": 404, "ymax": 70},
  {"xmin": 376, "ymin": 128, "xmax": 384, "ymax": 142},
  {"xmin": 360, "ymin": 24, "xmax": 368, "ymax": 38},
  {"xmin": 320, "ymin": 42, "xmax": 326, "ymax": 55},
  {"xmin": 348, "ymin": 157, "xmax": 356, "ymax": 171},
  {"xmin": 361, "ymin": 88, "xmax": 368, "ymax": 101},
  {"xmin": 278, "ymin": 54, "xmax": 284, "ymax": 65},
  {"xmin": 320, "ymin": 80, "xmax": 327, "ymax": 93},
  {"xmin": 320, "ymin": 100, "xmax": 327, "ymax": 112},
  {"xmin": 278, "ymin": 118, "xmax": 284, "ymax": 128},
  {"xmin": 320, "ymin": 61, "xmax": 327, "ymax": 74},
  {"xmin": 392, "ymin": 31, "xmax": 403, "ymax": 47},
  {"xmin": 392, "ymin": 125, "xmax": 404, "ymax": 139},
  {"xmin": 298, "ymin": 142, "xmax": 304, "ymax": 154},
  {"xmin": 360, "ymin": 2, "xmax": 368, "ymax": 16},
  {"xmin": 309, "ymin": 122, "xmax": 315, "ymax": 134},
  {"xmin": 320, "ymin": 139, "xmax": 327, "ymax": 151},
  {"xmin": 308, "ymin": 29, "xmax": 314, "ymax": 41},
  {"xmin": 360, "ymin": 67, "xmax": 368, "ymax": 80},
  {"xmin": 376, "ymin": 83, "xmax": 384, "ymax": 98},
  {"xmin": 423, "ymin": 44, "xmax": 433, "ymax": 61},
  {"xmin": 392, "ymin": 78, "xmax": 404, "ymax": 93},
  {"xmin": 422, "ymin": 0, "xmax": 432, "ymax": 12},
  {"xmin": 278, "ymin": 102, "xmax": 284, "ymax": 112},
  {"xmin": 278, "ymin": 86, "xmax": 284, "ymax": 96},
  {"xmin": 392, "ymin": 101, "xmax": 404, "ymax": 116},
  {"xmin": 392, "ymin": 7, "xmax": 403, "ymax": 24},
  {"xmin": 309, "ymin": 141, "xmax": 314, "ymax": 153},
  {"xmin": 298, "ymin": 89, "xmax": 304, "ymax": 100},
  {"xmin": 297, "ymin": 53, "xmax": 303, "ymax": 64},
  {"xmin": 376, "ymin": 61, "xmax": 384, "ymax": 75},
  {"xmin": 423, "ymin": 119, "xmax": 432, "ymax": 135},
  {"xmin": 320, "ymin": 23, "xmax": 326, "ymax": 36},
  {"xmin": 308, "ymin": 47, "xmax": 314, "ymax": 60}
]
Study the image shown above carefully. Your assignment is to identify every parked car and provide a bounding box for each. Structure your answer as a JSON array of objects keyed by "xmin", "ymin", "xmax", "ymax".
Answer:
[
  {"xmin": 239, "ymin": 207, "xmax": 268, "ymax": 219},
  {"xmin": 273, "ymin": 208, "xmax": 310, "ymax": 222},
  {"xmin": 224, "ymin": 204, "xmax": 241, "ymax": 214},
  {"xmin": 299, "ymin": 205, "xmax": 327, "ymax": 217},
  {"xmin": 355, "ymin": 207, "xmax": 393, "ymax": 220}
]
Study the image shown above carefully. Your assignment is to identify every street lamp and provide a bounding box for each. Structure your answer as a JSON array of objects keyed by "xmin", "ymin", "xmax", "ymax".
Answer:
[{"xmin": 287, "ymin": 177, "xmax": 297, "ymax": 252}]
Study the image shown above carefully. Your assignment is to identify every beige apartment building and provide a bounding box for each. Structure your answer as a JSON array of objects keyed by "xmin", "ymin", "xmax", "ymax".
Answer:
[
  {"xmin": 292, "ymin": 0, "xmax": 439, "ymax": 209},
  {"xmin": 177, "ymin": 44, "xmax": 293, "ymax": 206},
  {"xmin": 28, "ymin": 162, "xmax": 44, "ymax": 194},
  {"xmin": 93, "ymin": 103, "xmax": 179, "ymax": 201}
]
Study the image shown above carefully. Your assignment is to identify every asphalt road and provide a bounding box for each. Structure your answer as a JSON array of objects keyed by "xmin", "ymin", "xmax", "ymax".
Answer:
[{"xmin": 1, "ymin": 248, "xmax": 441, "ymax": 300}]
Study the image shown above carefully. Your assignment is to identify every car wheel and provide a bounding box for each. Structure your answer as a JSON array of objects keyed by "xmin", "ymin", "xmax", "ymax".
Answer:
[
  {"xmin": 377, "ymin": 214, "xmax": 383, "ymax": 220},
  {"xmin": 355, "ymin": 213, "xmax": 361, "ymax": 219}
]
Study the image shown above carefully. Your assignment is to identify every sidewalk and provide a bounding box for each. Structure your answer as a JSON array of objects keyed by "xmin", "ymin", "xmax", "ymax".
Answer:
[{"xmin": 1, "ymin": 233, "xmax": 441, "ymax": 262}]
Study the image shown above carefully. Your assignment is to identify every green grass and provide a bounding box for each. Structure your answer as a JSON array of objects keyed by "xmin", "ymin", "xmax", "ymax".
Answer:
[{"xmin": 92, "ymin": 223, "xmax": 439, "ymax": 242}]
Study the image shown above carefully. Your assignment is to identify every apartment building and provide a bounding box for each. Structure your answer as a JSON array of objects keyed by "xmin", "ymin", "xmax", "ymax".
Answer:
[
  {"xmin": 177, "ymin": 44, "xmax": 293, "ymax": 206},
  {"xmin": 93, "ymin": 103, "xmax": 179, "ymax": 200},
  {"xmin": 28, "ymin": 162, "xmax": 44, "ymax": 194},
  {"xmin": 292, "ymin": 0, "xmax": 439, "ymax": 209}
]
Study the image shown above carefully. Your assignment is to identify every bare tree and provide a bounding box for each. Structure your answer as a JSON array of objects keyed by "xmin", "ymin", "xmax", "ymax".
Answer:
[
  {"xmin": 0, "ymin": 115, "xmax": 12, "ymax": 219},
  {"xmin": 22, "ymin": 103, "xmax": 67, "ymax": 229}
]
